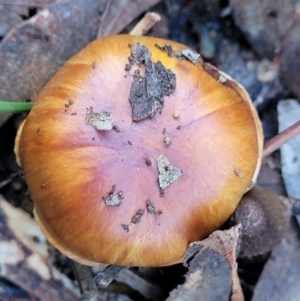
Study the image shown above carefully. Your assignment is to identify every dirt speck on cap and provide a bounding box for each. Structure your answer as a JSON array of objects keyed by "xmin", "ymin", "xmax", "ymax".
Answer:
[
  {"xmin": 163, "ymin": 135, "xmax": 172, "ymax": 146},
  {"xmin": 234, "ymin": 168, "xmax": 244, "ymax": 178},
  {"xmin": 146, "ymin": 201, "xmax": 162, "ymax": 215},
  {"xmin": 131, "ymin": 209, "xmax": 145, "ymax": 224}
]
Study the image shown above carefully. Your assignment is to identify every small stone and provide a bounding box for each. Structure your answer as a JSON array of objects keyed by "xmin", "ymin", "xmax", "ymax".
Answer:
[{"xmin": 173, "ymin": 110, "xmax": 180, "ymax": 118}]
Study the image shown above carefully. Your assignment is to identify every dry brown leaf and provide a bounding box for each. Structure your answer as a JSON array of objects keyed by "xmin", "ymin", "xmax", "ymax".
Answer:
[
  {"xmin": 0, "ymin": 0, "xmax": 104, "ymax": 128},
  {"xmin": 0, "ymin": 0, "xmax": 55, "ymax": 38},
  {"xmin": 166, "ymin": 226, "xmax": 242, "ymax": 301},
  {"xmin": 0, "ymin": 195, "xmax": 80, "ymax": 301},
  {"xmin": 229, "ymin": 0, "xmax": 298, "ymax": 59}
]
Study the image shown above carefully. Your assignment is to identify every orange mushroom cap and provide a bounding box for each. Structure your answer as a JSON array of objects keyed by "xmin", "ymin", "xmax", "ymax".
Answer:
[{"xmin": 16, "ymin": 35, "xmax": 263, "ymax": 267}]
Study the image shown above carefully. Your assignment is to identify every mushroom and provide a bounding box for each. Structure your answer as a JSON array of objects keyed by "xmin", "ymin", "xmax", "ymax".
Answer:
[{"xmin": 15, "ymin": 35, "xmax": 263, "ymax": 267}]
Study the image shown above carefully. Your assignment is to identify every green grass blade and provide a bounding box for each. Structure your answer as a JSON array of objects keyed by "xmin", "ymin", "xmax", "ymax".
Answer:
[{"xmin": 0, "ymin": 101, "xmax": 34, "ymax": 113}]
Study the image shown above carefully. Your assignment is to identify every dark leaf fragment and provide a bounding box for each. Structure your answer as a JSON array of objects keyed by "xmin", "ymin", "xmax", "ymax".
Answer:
[{"xmin": 128, "ymin": 43, "xmax": 176, "ymax": 121}]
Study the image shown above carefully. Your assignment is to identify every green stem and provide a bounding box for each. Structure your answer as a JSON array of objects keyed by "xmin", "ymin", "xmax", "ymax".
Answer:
[{"xmin": 0, "ymin": 101, "xmax": 34, "ymax": 113}]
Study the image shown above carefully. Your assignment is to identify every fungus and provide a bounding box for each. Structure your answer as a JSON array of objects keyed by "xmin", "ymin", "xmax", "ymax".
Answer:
[{"xmin": 15, "ymin": 35, "xmax": 263, "ymax": 267}]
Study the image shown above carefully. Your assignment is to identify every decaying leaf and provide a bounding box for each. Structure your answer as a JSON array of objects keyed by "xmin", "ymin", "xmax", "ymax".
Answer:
[
  {"xmin": 0, "ymin": 0, "xmax": 55, "ymax": 38},
  {"xmin": 167, "ymin": 226, "xmax": 242, "ymax": 301},
  {"xmin": 0, "ymin": 195, "xmax": 80, "ymax": 301},
  {"xmin": 0, "ymin": 0, "xmax": 104, "ymax": 127}
]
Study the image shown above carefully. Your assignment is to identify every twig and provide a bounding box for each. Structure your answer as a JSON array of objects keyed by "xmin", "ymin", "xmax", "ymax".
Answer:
[
  {"xmin": 0, "ymin": 171, "xmax": 22, "ymax": 189},
  {"xmin": 94, "ymin": 265, "xmax": 124, "ymax": 288},
  {"xmin": 116, "ymin": 269, "xmax": 166, "ymax": 301},
  {"xmin": 263, "ymin": 120, "xmax": 300, "ymax": 157},
  {"xmin": 129, "ymin": 12, "xmax": 161, "ymax": 36},
  {"xmin": 72, "ymin": 262, "xmax": 98, "ymax": 301}
]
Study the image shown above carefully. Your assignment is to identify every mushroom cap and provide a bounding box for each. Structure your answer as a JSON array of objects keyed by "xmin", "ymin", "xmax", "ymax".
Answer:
[{"xmin": 16, "ymin": 35, "xmax": 263, "ymax": 267}]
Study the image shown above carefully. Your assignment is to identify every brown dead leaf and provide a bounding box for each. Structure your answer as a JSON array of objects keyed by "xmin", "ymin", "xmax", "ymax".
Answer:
[
  {"xmin": 166, "ymin": 226, "xmax": 242, "ymax": 301},
  {"xmin": 0, "ymin": 0, "xmax": 55, "ymax": 38},
  {"xmin": 0, "ymin": 195, "xmax": 80, "ymax": 301},
  {"xmin": 229, "ymin": 0, "xmax": 300, "ymax": 99},
  {"xmin": 229, "ymin": 0, "xmax": 298, "ymax": 60},
  {"xmin": 167, "ymin": 247, "xmax": 232, "ymax": 301},
  {"xmin": 0, "ymin": 0, "xmax": 105, "ymax": 128}
]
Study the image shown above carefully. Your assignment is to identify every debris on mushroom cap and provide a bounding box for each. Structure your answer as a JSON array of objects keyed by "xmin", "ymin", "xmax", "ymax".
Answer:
[
  {"xmin": 128, "ymin": 43, "xmax": 176, "ymax": 121},
  {"xmin": 157, "ymin": 154, "xmax": 183, "ymax": 190},
  {"xmin": 131, "ymin": 209, "xmax": 145, "ymax": 224},
  {"xmin": 104, "ymin": 192, "xmax": 123, "ymax": 207},
  {"xmin": 182, "ymin": 49, "xmax": 201, "ymax": 65},
  {"xmin": 146, "ymin": 201, "xmax": 162, "ymax": 215},
  {"xmin": 154, "ymin": 43, "xmax": 202, "ymax": 65},
  {"xmin": 173, "ymin": 110, "xmax": 180, "ymax": 118},
  {"xmin": 145, "ymin": 158, "xmax": 152, "ymax": 166},
  {"xmin": 85, "ymin": 107, "xmax": 113, "ymax": 130},
  {"xmin": 121, "ymin": 224, "xmax": 129, "ymax": 233},
  {"xmin": 163, "ymin": 135, "xmax": 172, "ymax": 146},
  {"xmin": 154, "ymin": 43, "xmax": 185, "ymax": 59},
  {"xmin": 234, "ymin": 168, "xmax": 244, "ymax": 178}
]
